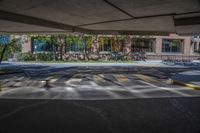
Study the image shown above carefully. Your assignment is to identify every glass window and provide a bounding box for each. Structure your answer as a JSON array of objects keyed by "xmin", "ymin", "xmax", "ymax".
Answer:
[
  {"xmin": 32, "ymin": 38, "xmax": 53, "ymax": 53},
  {"xmin": 45, "ymin": 42, "xmax": 53, "ymax": 52},
  {"xmin": 132, "ymin": 38, "xmax": 155, "ymax": 53},
  {"xmin": 193, "ymin": 42, "xmax": 200, "ymax": 53},
  {"xmin": 33, "ymin": 40, "xmax": 49, "ymax": 53},
  {"xmin": 104, "ymin": 39, "xmax": 112, "ymax": 52},
  {"xmin": 162, "ymin": 39, "xmax": 182, "ymax": 53},
  {"xmin": 194, "ymin": 42, "xmax": 197, "ymax": 51},
  {"xmin": 66, "ymin": 37, "xmax": 84, "ymax": 52},
  {"xmin": 99, "ymin": 37, "xmax": 112, "ymax": 52},
  {"xmin": 143, "ymin": 39, "xmax": 155, "ymax": 52},
  {"xmin": 194, "ymin": 36, "xmax": 198, "ymax": 38}
]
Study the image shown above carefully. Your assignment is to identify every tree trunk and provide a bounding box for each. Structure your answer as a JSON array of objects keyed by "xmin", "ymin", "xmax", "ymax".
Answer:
[
  {"xmin": 92, "ymin": 35, "xmax": 98, "ymax": 53},
  {"xmin": 83, "ymin": 36, "xmax": 86, "ymax": 60},
  {"xmin": 58, "ymin": 35, "xmax": 65, "ymax": 61},
  {"xmin": 0, "ymin": 45, "xmax": 8, "ymax": 64}
]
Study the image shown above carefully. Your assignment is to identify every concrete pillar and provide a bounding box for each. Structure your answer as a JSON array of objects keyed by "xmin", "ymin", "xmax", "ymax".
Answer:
[
  {"xmin": 190, "ymin": 42, "xmax": 194, "ymax": 54},
  {"xmin": 21, "ymin": 35, "xmax": 32, "ymax": 53},
  {"xmin": 197, "ymin": 41, "xmax": 200, "ymax": 50},
  {"xmin": 155, "ymin": 37, "xmax": 162, "ymax": 55},
  {"xmin": 183, "ymin": 37, "xmax": 191, "ymax": 56}
]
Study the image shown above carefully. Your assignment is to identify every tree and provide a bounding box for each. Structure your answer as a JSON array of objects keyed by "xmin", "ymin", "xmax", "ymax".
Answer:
[
  {"xmin": 50, "ymin": 35, "xmax": 58, "ymax": 61},
  {"xmin": 0, "ymin": 35, "xmax": 10, "ymax": 63},
  {"xmin": 113, "ymin": 35, "xmax": 126, "ymax": 52},
  {"xmin": 84, "ymin": 35, "xmax": 93, "ymax": 60},
  {"xmin": 57, "ymin": 34, "xmax": 65, "ymax": 60}
]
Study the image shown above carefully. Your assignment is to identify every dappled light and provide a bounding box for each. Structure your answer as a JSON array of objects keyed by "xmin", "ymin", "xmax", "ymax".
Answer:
[{"xmin": 1, "ymin": 65, "xmax": 200, "ymax": 100}]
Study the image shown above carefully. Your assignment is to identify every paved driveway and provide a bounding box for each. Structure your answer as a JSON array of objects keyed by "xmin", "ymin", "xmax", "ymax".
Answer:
[
  {"xmin": 0, "ymin": 64, "xmax": 200, "ymax": 100},
  {"xmin": 1, "ymin": 63, "xmax": 200, "ymax": 133}
]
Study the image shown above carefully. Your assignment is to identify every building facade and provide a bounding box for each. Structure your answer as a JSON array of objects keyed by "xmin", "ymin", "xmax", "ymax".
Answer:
[
  {"xmin": 21, "ymin": 34, "xmax": 200, "ymax": 61},
  {"xmin": 145, "ymin": 34, "xmax": 199, "ymax": 60}
]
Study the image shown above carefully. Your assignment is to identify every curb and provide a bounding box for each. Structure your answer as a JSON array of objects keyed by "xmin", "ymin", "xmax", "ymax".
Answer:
[{"xmin": 173, "ymin": 80, "xmax": 200, "ymax": 90}]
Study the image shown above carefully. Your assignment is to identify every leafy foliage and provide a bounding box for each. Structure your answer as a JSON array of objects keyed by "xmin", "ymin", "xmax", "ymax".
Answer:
[
  {"xmin": 0, "ymin": 35, "xmax": 10, "ymax": 45},
  {"xmin": 20, "ymin": 52, "xmax": 35, "ymax": 61},
  {"xmin": 85, "ymin": 36, "xmax": 93, "ymax": 50},
  {"xmin": 36, "ymin": 53, "xmax": 54, "ymax": 61},
  {"xmin": 0, "ymin": 36, "xmax": 21, "ymax": 61}
]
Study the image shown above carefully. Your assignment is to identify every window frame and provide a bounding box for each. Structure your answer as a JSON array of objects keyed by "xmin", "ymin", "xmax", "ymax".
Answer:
[{"xmin": 162, "ymin": 39, "xmax": 183, "ymax": 53}]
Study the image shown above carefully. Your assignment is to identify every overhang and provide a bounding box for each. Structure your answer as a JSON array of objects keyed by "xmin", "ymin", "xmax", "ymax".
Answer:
[{"xmin": 0, "ymin": 0, "xmax": 200, "ymax": 35}]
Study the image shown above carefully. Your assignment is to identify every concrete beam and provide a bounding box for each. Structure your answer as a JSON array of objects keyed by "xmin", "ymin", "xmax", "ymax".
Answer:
[
  {"xmin": 87, "ymin": 30, "xmax": 169, "ymax": 36},
  {"xmin": 176, "ymin": 25, "xmax": 200, "ymax": 35},
  {"xmin": 174, "ymin": 16, "xmax": 200, "ymax": 26},
  {"xmin": 0, "ymin": 10, "xmax": 76, "ymax": 31}
]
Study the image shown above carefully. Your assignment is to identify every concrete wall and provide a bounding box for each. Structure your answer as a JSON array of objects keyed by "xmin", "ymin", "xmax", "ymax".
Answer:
[{"xmin": 21, "ymin": 35, "xmax": 32, "ymax": 53}]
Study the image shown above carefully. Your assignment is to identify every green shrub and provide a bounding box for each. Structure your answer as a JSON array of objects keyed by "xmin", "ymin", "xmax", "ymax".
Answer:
[
  {"xmin": 20, "ymin": 52, "xmax": 35, "ymax": 61},
  {"xmin": 36, "ymin": 53, "xmax": 54, "ymax": 61},
  {"xmin": 18, "ymin": 52, "xmax": 54, "ymax": 61}
]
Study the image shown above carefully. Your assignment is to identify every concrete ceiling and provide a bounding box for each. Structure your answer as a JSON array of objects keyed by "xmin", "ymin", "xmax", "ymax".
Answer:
[
  {"xmin": 0, "ymin": 0, "xmax": 200, "ymax": 35},
  {"xmin": 0, "ymin": 20, "xmax": 67, "ymax": 32}
]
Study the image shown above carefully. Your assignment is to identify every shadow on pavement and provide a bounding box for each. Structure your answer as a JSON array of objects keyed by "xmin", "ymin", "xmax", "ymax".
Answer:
[{"xmin": 0, "ymin": 97, "xmax": 200, "ymax": 133}]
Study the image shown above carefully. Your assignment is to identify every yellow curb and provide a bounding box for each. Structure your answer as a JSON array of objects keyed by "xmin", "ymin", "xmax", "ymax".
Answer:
[{"xmin": 173, "ymin": 80, "xmax": 200, "ymax": 90}]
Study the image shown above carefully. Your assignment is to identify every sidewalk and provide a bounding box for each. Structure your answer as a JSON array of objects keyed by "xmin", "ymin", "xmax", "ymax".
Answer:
[{"xmin": 0, "ymin": 60, "xmax": 185, "ymax": 68}]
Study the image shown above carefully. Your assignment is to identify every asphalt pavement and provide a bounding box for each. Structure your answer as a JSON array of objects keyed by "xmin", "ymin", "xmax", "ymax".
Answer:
[
  {"xmin": 0, "ymin": 62, "xmax": 200, "ymax": 133},
  {"xmin": 0, "ymin": 98, "xmax": 200, "ymax": 133},
  {"xmin": 0, "ymin": 64, "xmax": 200, "ymax": 99}
]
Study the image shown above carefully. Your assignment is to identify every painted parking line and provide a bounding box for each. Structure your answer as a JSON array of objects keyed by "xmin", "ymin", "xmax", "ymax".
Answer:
[
  {"xmin": 93, "ymin": 74, "xmax": 118, "ymax": 86},
  {"xmin": 1, "ymin": 76, "xmax": 25, "ymax": 86},
  {"xmin": 114, "ymin": 74, "xmax": 130, "ymax": 83},
  {"xmin": 1, "ymin": 81, "xmax": 18, "ymax": 87},
  {"xmin": 65, "ymin": 78, "xmax": 82, "ymax": 85},
  {"xmin": 49, "ymin": 74, "xmax": 67, "ymax": 83},
  {"xmin": 93, "ymin": 74, "xmax": 106, "ymax": 83},
  {"xmin": 89, "ymin": 81, "xmax": 122, "ymax": 99},
  {"xmin": 134, "ymin": 74, "xmax": 159, "ymax": 83}
]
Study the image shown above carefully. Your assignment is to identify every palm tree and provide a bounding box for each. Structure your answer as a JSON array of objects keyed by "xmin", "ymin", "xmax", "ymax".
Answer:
[{"xmin": 0, "ymin": 35, "xmax": 10, "ymax": 63}]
